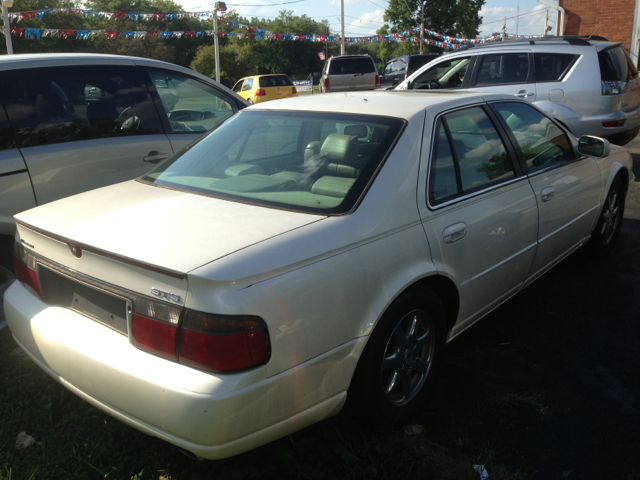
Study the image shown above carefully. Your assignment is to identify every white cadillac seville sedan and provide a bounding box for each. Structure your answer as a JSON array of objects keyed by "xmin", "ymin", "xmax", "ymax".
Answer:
[{"xmin": 4, "ymin": 91, "xmax": 634, "ymax": 459}]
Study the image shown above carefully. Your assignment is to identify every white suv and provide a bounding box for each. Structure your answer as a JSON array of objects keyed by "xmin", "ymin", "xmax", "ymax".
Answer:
[{"xmin": 397, "ymin": 35, "xmax": 640, "ymax": 146}]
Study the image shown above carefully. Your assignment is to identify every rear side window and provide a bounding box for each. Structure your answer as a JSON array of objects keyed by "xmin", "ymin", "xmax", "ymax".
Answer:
[
  {"xmin": 429, "ymin": 106, "xmax": 515, "ymax": 206},
  {"xmin": 534, "ymin": 53, "xmax": 579, "ymax": 82},
  {"xmin": 329, "ymin": 58, "xmax": 376, "ymax": 75},
  {"xmin": 0, "ymin": 102, "xmax": 16, "ymax": 151},
  {"xmin": 475, "ymin": 53, "xmax": 530, "ymax": 86},
  {"xmin": 259, "ymin": 76, "xmax": 293, "ymax": 87},
  {"xmin": 0, "ymin": 65, "xmax": 162, "ymax": 149},
  {"xmin": 599, "ymin": 47, "xmax": 639, "ymax": 81}
]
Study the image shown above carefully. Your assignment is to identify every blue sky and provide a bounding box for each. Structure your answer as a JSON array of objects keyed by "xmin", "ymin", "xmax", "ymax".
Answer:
[{"xmin": 179, "ymin": 0, "xmax": 557, "ymax": 39}]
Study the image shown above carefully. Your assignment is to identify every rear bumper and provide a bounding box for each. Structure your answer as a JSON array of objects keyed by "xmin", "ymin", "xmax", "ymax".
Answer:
[
  {"xmin": 576, "ymin": 108, "xmax": 640, "ymax": 145},
  {"xmin": 3, "ymin": 281, "xmax": 364, "ymax": 459}
]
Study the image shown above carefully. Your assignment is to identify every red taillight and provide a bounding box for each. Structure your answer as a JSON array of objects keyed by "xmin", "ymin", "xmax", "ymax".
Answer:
[
  {"xmin": 602, "ymin": 119, "xmax": 625, "ymax": 128},
  {"xmin": 292, "ymin": 86, "xmax": 297, "ymax": 94},
  {"xmin": 255, "ymin": 89, "xmax": 266, "ymax": 97},
  {"xmin": 178, "ymin": 311, "xmax": 270, "ymax": 372},
  {"xmin": 324, "ymin": 78, "xmax": 330, "ymax": 91},
  {"xmin": 13, "ymin": 241, "xmax": 41, "ymax": 298},
  {"xmin": 375, "ymin": 74, "xmax": 380, "ymax": 89},
  {"xmin": 132, "ymin": 313, "xmax": 178, "ymax": 360}
]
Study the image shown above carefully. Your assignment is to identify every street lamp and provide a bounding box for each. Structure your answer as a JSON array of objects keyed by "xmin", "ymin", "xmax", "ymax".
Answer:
[
  {"xmin": 2, "ymin": 0, "xmax": 14, "ymax": 55},
  {"xmin": 212, "ymin": 1, "xmax": 227, "ymax": 83}
]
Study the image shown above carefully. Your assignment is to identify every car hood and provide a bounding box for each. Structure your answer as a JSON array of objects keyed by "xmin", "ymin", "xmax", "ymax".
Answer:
[{"xmin": 14, "ymin": 180, "xmax": 325, "ymax": 274}]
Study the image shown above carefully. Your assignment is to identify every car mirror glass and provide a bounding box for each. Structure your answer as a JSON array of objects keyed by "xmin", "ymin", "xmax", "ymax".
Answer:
[{"xmin": 578, "ymin": 136, "xmax": 609, "ymax": 157}]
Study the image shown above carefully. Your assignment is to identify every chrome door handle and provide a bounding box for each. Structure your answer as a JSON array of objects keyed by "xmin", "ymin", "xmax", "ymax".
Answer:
[
  {"xmin": 514, "ymin": 90, "xmax": 534, "ymax": 98},
  {"xmin": 144, "ymin": 151, "xmax": 170, "ymax": 163},
  {"xmin": 540, "ymin": 186, "xmax": 555, "ymax": 202},
  {"xmin": 443, "ymin": 222, "xmax": 468, "ymax": 244}
]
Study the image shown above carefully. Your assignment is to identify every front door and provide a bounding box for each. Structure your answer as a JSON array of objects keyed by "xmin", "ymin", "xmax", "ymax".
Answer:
[{"xmin": 470, "ymin": 51, "xmax": 536, "ymax": 103}]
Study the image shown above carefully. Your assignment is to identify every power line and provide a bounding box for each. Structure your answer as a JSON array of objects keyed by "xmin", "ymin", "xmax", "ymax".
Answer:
[
  {"xmin": 367, "ymin": 0, "xmax": 388, "ymax": 9},
  {"xmin": 343, "ymin": 14, "xmax": 386, "ymax": 24},
  {"xmin": 223, "ymin": 0, "xmax": 306, "ymax": 7}
]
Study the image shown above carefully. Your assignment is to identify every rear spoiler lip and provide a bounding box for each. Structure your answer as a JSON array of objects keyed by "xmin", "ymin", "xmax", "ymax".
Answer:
[{"xmin": 15, "ymin": 219, "xmax": 187, "ymax": 280}]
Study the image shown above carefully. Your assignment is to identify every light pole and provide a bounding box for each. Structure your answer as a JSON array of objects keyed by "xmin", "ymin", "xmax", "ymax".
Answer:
[
  {"xmin": 419, "ymin": 1, "xmax": 424, "ymax": 54},
  {"xmin": 340, "ymin": 0, "xmax": 345, "ymax": 55},
  {"xmin": 212, "ymin": 1, "xmax": 227, "ymax": 83},
  {"xmin": 2, "ymin": 0, "xmax": 14, "ymax": 55}
]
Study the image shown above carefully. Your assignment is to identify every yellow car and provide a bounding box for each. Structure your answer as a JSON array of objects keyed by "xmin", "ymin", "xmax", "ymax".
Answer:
[{"xmin": 232, "ymin": 74, "xmax": 298, "ymax": 104}]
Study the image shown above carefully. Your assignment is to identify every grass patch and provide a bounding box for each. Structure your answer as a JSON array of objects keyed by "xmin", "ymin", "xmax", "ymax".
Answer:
[{"xmin": 0, "ymin": 326, "xmax": 534, "ymax": 480}]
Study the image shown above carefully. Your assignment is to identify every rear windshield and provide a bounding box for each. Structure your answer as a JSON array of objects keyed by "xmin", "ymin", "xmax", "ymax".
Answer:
[
  {"xmin": 259, "ymin": 76, "xmax": 293, "ymax": 87},
  {"xmin": 329, "ymin": 57, "xmax": 377, "ymax": 75},
  {"xmin": 141, "ymin": 110, "xmax": 405, "ymax": 215},
  {"xmin": 599, "ymin": 46, "xmax": 638, "ymax": 81},
  {"xmin": 407, "ymin": 55, "xmax": 439, "ymax": 74}
]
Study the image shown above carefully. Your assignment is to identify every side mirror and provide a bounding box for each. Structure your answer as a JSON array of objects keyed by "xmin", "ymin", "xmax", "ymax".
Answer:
[
  {"xmin": 313, "ymin": 72, "xmax": 321, "ymax": 78},
  {"xmin": 578, "ymin": 135, "xmax": 611, "ymax": 158}
]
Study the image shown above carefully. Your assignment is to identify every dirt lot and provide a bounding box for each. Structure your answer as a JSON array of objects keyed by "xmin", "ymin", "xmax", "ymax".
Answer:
[{"xmin": 1, "ymin": 150, "xmax": 639, "ymax": 479}]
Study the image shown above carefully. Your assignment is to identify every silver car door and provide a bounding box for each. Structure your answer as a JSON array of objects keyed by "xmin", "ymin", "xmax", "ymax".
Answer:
[
  {"xmin": 418, "ymin": 104, "xmax": 539, "ymax": 337},
  {"xmin": 491, "ymin": 101, "xmax": 601, "ymax": 282},
  {"xmin": 470, "ymin": 51, "xmax": 536, "ymax": 102},
  {"xmin": 0, "ymin": 64, "xmax": 172, "ymax": 206}
]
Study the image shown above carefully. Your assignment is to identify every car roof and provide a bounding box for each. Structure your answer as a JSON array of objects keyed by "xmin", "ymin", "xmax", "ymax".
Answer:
[
  {"xmin": 248, "ymin": 90, "xmax": 512, "ymax": 120},
  {"xmin": 454, "ymin": 35, "xmax": 621, "ymax": 53}
]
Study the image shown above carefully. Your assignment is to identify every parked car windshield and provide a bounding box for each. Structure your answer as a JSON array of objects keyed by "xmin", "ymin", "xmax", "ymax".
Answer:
[
  {"xmin": 328, "ymin": 57, "xmax": 377, "ymax": 75},
  {"xmin": 141, "ymin": 110, "xmax": 405, "ymax": 214}
]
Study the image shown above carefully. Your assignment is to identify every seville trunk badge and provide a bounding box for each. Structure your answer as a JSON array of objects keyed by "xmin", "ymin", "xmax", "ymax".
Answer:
[{"xmin": 68, "ymin": 243, "xmax": 82, "ymax": 258}]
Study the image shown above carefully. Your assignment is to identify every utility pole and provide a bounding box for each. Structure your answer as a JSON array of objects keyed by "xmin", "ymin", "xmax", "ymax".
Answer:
[
  {"xmin": 340, "ymin": 0, "xmax": 345, "ymax": 55},
  {"xmin": 420, "ymin": 0, "xmax": 425, "ymax": 54},
  {"xmin": 2, "ymin": 0, "xmax": 14, "ymax": 55},
  {"xmin": 502, "ymin": 16, "xmax": 507, "ymax": 40},
  {"xmin": 543, "ymin": 9, "xmax": 549, "ymax": 36},
  {"xmin": 212, "ymin": 2, "xmax": 227, "ymax": 83}
]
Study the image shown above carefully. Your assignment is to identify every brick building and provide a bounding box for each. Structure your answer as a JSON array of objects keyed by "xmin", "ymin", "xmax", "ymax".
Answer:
[{"xmin": 558, "ymin": 0, "xmax": 640, "ymax": 64}]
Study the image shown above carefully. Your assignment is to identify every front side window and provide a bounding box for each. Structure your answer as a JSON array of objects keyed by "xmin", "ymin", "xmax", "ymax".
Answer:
[
  {"xmin": 383, "ymin": 61, "xmax": 395, "ymax": 75},
  {"xmin": 147, "ymin": 69, "xmax": 238, "ymax": 134},
  {"xmin": 232, "ymin": 80, "xmax": 244, "ymax": 92},
  {"xmin": 475, "ymin": 53, "xmax": 529, "ymax": 86},
  {"xmin": 429, "ymin": 106, "xmax": 515, "ymax": 206},
  {"xmin": 493, "ymin": 102, "xmax": 575, "ymax": 173},
  {"xmin": 142, "ymin": 111, "xmax": 405, "ymax": 215},
  {"xmin": 0, "ymin": 65, "xmax": 162, "ymax": 149},
  {"xmin": 411, "ymin": 57, "xmax": 471, "ymax": 89}
]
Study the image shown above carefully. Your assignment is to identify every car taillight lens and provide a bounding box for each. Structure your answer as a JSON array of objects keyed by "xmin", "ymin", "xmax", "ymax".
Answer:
[
  {"xmin": 178, "ymin": 310, "xmax": 270, "ymax": 372},
  {"xmin": 602, "ymin": 80, "xmax": 627, "ymax": 95},
  {"xmin": 324, "ymin": 78, "xmax": 330, "ymax": 91},
  {"xmin": 255, "ymin": 89, "xmax": 266, "ymax": 97},
  {"xmin": 292, "ymin": 86, "xmax": 297, "ymax": 94},
  {"xmin": 13, "ymin": 241, "xmax": 41, "ymax": 298},
  {"xmin": 602, "ymin": 119, "xmax": 625, "ymax": 128},
  {"xmin": 131, "ymin": 296, "xmax": 182, "ymax": 360},
  {"xmin": 375, "ymin": 74, "xmax": 380, "ymax": 88}
]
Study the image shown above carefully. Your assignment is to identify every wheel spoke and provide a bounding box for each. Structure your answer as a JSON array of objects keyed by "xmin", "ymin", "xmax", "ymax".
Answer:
[
  {"xmin": 415, "ymin": 327, "xmax": 431, "ymax": 348},
  {"xmin": 384, "ymin": 369, "xmax": 400, "ymax": 395},
  {"xmin": 383, "ymin": 350, "xmax": 403, "ymax": 369}
]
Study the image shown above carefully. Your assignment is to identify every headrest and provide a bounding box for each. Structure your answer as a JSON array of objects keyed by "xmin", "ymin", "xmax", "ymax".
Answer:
[
  {"xmin": 344, "ymin": 124, "xmax": 368, "ymax": 138},
  {"xmin": 321, "ymin": 134, "xmax": 358, "ymax": 165}
]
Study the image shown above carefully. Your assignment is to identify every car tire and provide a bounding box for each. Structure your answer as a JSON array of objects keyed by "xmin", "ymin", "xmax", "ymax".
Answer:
[
  {"xmin": 587, "ymin": 178, "xmax": 625, "ymax": 256},
  {"xmin": 348, "ymin": 287, "xmax": 446, "ymax": 424}
]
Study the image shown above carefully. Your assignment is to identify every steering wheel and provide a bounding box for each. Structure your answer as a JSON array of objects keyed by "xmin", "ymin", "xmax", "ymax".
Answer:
[
  {"xmin": 429, "ymin": 80, "xmax": 443, "ymax": 89},
  {"xmin": 118, "ymin": 107, "xmax": 141, "ymax": 131},
  {"xmin": 170, "ymin": 121, "xmax": 191, "ymax": 132}
]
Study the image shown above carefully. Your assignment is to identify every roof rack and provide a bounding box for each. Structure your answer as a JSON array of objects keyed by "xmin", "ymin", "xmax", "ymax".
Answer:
[{"xmin": 455, "ymin": 35, "xmax": 610, "ymax": 51}]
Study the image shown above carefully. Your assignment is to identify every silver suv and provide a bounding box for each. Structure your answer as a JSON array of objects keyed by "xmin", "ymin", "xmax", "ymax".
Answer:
[
  {"xmin": 319, "ymin": 55, "xmax": 380, "ymax": 93},
  {"xmin": 397, "ymin": 36, "xmax": 640, "ymax": 145},
  {"xmin": 0, "ymin": 53, "xmax": 248, "ymax": 268}
]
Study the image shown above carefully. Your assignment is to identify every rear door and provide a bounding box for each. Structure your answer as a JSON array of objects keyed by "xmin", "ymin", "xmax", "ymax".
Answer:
[
  {"xmin": 469, "ymin": 51, "xmax": 536, "ymax": 102},
  {"xmin": 490, "ymin": 101, "xmax": 601, "ymax": 282},
  {"xmin": 418, "ymin": 103, "xmax": 539, "ymax": 335},
  {"xmin": 0, "ymin": 64, "xmax": 172, "ymax": 206}
]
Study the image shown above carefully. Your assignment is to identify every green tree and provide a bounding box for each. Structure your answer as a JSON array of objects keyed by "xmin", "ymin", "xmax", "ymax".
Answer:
[{"xmin": 383, "ymin": 0, "xmax": 484, "ymax": 40}]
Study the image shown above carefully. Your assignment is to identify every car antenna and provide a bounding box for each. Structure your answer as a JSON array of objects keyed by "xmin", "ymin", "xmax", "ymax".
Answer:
[{"xmin": 587, "ymin": 27, "xmax": 599, "ymax": 40}]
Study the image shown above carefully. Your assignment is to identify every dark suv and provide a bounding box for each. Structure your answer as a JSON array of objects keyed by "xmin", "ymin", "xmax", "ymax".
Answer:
[
  {"xmin": 380, "ymin": 54, "xmax": 439, "ymax": 88},
  {"xmin": 319, "ymin": 55, "xmax": 380, "ymax": 93}
]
